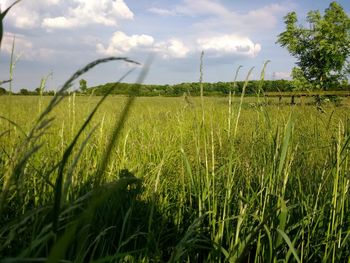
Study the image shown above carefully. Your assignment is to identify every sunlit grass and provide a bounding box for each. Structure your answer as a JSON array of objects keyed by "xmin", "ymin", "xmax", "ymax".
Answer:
[{"xmin": 1, "ymin": 94, "xmax": 350, "ymax": 262}]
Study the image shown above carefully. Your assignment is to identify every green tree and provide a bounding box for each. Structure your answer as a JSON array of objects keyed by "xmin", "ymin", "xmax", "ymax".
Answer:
[
  {"xmin": 0, "ymin": 87, "xmax": 7, "ymax": 95},
  {"xmin": 277, "ymin": 2, "xmax": 350, "ymax": 90},
  {"xmin": 79, "ymin": 79, "xmax": 87, "ymax": 93},
  {"xmin": 19, "ymin": 88, "xmax": 29, "ymax": 95},
  {"xmin": 290, "ymin": 67, "xmax": 312, "ymax": 91}
]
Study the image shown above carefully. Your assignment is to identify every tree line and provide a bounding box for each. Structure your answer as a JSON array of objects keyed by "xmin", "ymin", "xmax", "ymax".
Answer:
[
  {"xmin": 0, "ymin": 87, "xmax": 55, "ymax": 96},
  {"xmin": 1, "ymin": 78, "xmax": 349, "ymax": 97},
  {"xmin": 84, "ymin": 79, "xmax": 350, "ymax": 97}
]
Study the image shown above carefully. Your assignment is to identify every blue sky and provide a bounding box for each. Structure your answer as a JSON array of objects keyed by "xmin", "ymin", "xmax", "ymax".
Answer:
[{"xmin": 0, "ymin": 0, "xmax": 349, "ymax": 91}]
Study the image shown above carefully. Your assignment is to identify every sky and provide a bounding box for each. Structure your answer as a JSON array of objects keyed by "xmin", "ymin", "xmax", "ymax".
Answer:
[{"xmin": 0, "ymin": 0, "xmax": 349, "ymax": 92}]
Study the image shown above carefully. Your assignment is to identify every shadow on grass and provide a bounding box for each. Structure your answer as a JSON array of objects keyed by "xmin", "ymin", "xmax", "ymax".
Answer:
[{"xmin": 0, "ymin": 168, "xmax": 211, "ymax": 263}]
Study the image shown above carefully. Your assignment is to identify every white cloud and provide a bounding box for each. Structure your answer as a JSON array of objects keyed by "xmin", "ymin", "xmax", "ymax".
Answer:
[
  {"xmin": 45, "ymin": 0, "xmax": 61, "ymax": 4},
  {"xmin": 97, "ymin": 31, "xmax": 261, "ymax": 59},
  {"xmin": 197, "ymin": 35, "xmax": 261, "ymax": 58},
  {"xmin": 175, "ymin": 0, "xmax": 230, "ymax": 17},
  {"xmin": 111, "ymin": 0, "xmax": 134, "ymax": 19},
  {"xmin": 1, "ymin": 32, "xmax": 57, "ymax": 61},
  {"xmin": 154, "ymin": 39, "xmax": 190, "ymax": 59},
  {"xmin": 150, "ymin": 1, "xmax": 288, "ymax": 34},
  {"xmin": 97, "ymin": 31, "xmax": 190, "ymax": 59},
  {"xmin": 1, "ymin": 1, "xmax": 39, "ymax": 28},
  {"xmin": 193, "ymin": 3, "xmax": 288, "ymax": 34},
  {"xmin": 43, "ymin": 0, "xmax": 134, "ymax": 29},
  {"xmin": 1, "ymin": 0, "xmax": 134, "ymax": 30},
  {"xmin": 1, "ymin": 0, "xmax": 61, "ymax": 28},
  {"xmin": 147, "ymin": 0, "xmax": 230, "ymax": 18},
  {"xmin": 96, "ymin": 31, "xmax": 154, "ymax": 56},
  {"xmin": 244, "ymin": 4, "xmax": 285, "ymax": 28},
  {"xmin": 1, "ymin": 32, "xmax": 33, "ymax": 56},
  {"xmin": 147, "ymin": 0, "xmax": 230, "ymax": 17},
  {"xmin": 148, "ymin": 7, "xmax": 176, "ymax": 16},
  {"xmin": 42, "ymin": 16, "xmax": 78, "ymax": 29}
]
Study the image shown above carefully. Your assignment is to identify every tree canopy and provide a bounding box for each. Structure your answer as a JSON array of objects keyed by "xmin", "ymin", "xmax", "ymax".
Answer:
[
  {"xmin": 277, "ymin": 2, "xmax": 350, "ymax": 90},
  {"xmin": 79, "ymin": 79, "xmax": 87, "ymax": 93},
  {"xmin": 0, "ymin": 87, "xmax": 7, "ymax": 95}
]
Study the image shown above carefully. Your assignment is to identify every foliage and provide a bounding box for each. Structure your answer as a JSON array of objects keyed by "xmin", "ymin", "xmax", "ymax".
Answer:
[
  {"xmin": 79, "ymin": 79, "xmax": 88, "ymax": 93},
  {"xmin": 88, "ymin": 80, "xmax": 299, "ymax": 96},
  {"xmin": 290, "ymin": 67, "xmax": 312, "ymax": 91},
  {"xmin": 0, "ymin": 87, "xmax": 6, "ymax": 95},
  {"xmin": 8, "ymin": 79, "xmax": 350, "ymax": 96},
  {"xmin": 277, "ymin": 2, "xmax": 350, "ymax": 90},
  {"xmin": 19, "ymin": 88, "xmax": 29, "ymax": 95}
]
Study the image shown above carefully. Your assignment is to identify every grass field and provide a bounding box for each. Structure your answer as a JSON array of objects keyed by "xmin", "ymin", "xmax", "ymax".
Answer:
[{"xmin": 1, "ymin": 94, "xmax": 350, "ymax": 262}]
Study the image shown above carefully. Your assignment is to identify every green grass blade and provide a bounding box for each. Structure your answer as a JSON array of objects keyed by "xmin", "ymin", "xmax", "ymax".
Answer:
[
  {"xmin": 94, "ymin": 56, "xmax": 152, "ymax": 185},
  {"xmin": 276, "ymin": 197, "xmax": 288, "ymax": 247},
  {"xmin": 0, "ymin": 1, "xmax": 21, "ymax": 48},
  {"xmin": 277, "ymin": 114, "xmax": 293, "ymax": 180},
  {"xmin": 52, "ymin": 68, "xmax": 136, "ymax": 232},
  {"xmin": 276, "ymin": 228, "xmax": 301, "ymax": 263}
]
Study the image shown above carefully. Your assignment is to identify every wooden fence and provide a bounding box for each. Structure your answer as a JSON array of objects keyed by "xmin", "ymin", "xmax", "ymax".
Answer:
[{"xmin": 264, "ymin": 91, "xmax": 350, "ymax": 104}]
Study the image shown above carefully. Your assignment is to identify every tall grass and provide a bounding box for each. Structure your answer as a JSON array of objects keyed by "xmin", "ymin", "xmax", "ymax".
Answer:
[
  {"xmin": 1, "ymin": 64, "xmax": 350, "ymax": 262},
  {"xmin": 1, "ymin": 92, "xmax": 350, "ymax": 262},
  {"xmin": 1, "ymin": 3, "xmax": 350, "ymax": 261}
]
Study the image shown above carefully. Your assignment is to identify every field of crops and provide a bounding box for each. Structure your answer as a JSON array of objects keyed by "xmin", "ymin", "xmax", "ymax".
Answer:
[{"xmin": 0, "ymin": 94, "xmax": 350, "ymax": 262}]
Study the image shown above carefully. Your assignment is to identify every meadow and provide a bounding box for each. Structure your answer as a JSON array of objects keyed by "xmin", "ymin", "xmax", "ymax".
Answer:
[{"xmin": 0, "ymin": 91, "xmax": 350, "ymax": 262}]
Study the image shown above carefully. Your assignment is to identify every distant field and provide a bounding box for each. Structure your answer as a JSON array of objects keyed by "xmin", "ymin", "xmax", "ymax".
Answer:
[{"xmin": 1, "ymin": 95, "xmax": 350, "ymax": 262}]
